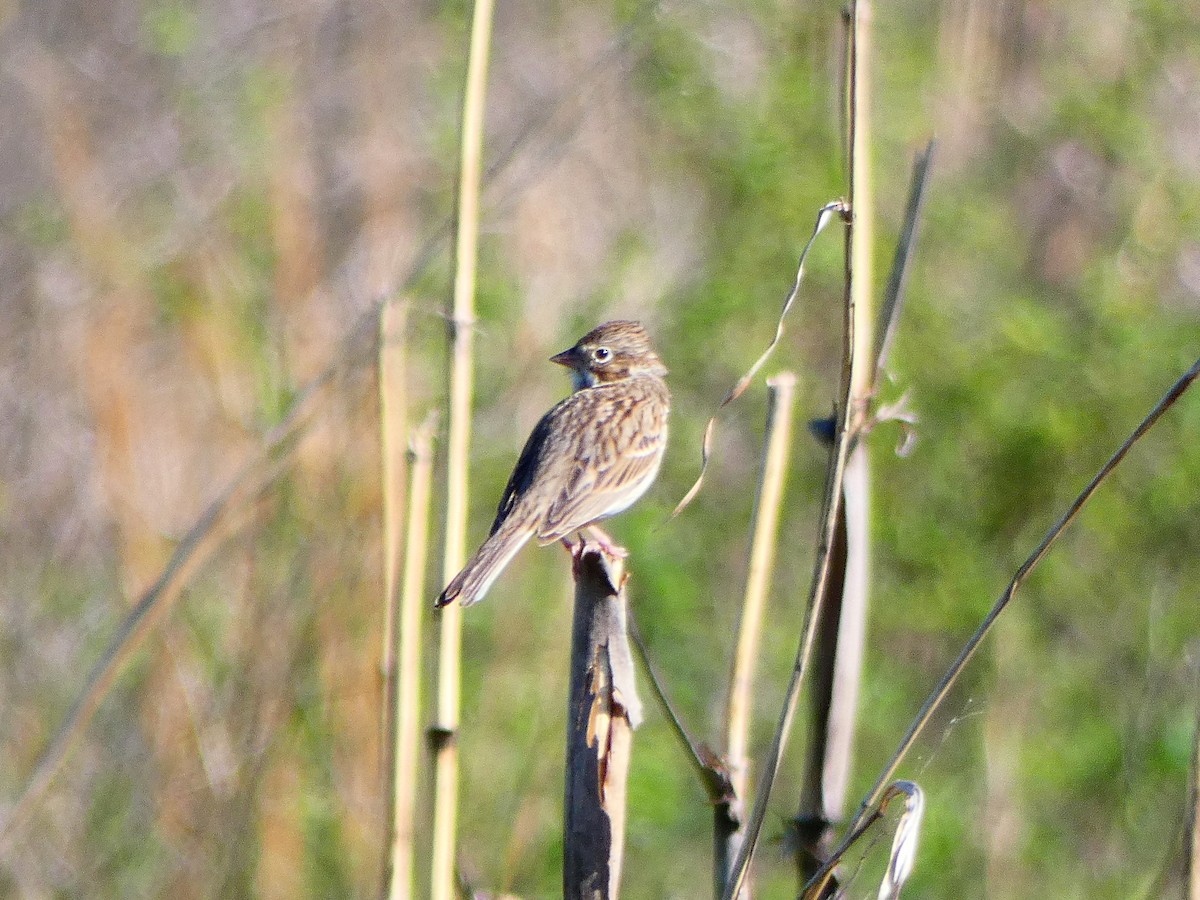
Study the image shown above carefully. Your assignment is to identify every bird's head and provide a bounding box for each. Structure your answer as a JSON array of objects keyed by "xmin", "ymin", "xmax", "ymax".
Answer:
[{"xmin": 550, "ymin": 320, "xmax": 667, "ymax": 389}]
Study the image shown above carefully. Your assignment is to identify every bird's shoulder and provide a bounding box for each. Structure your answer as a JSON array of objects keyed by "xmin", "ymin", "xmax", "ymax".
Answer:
[{"xmin": 547, "ymin": 373, "xmax": 669, "ymax": 420}]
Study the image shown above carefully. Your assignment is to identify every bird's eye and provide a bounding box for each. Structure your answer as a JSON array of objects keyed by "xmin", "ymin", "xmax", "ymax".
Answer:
[{"xmin": 592, "ymin": 347, "xmax": 612, "ymax": 363}]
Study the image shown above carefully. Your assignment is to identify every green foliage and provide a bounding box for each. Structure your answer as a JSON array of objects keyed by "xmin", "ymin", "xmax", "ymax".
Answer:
[{"xmin": 141, "ymin": 0, "xmax": 199, "ymax": 59}]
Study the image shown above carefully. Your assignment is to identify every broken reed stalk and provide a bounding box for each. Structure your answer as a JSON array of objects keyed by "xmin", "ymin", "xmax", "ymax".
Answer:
[
  {"xmin": 563, "ymin": 544, "xmax": 642, "ymax": 900},
  {"xmin": 431, "ymin": 1, "xmax": 495, "ymax": 897},
  {"xmin": 722, "ymin": 5, "xmax": 873, "ymax": 897},
  {"xmin": 378, "ymin": 299, "xmax": 408, "ymax": 894},
  {"xmin": 797, "ymin": 2, "xmax": 876, "ymax": 883},
  {"xmin": 802, "ymin": 355, "xmax": 1200, "ymax": 898},
  {"xmin": 387, "ymin": 416, "xmax": 437, "ymax": 900},
  {"xmin": 717, "ymin": 372, "xmax": 798, "ymax": 899}
]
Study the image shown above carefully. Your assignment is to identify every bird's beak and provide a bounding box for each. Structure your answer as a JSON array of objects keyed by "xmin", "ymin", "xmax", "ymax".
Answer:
[{"xmin": 550, "ymin": 347, "xmax": 577, "ymax": 368}]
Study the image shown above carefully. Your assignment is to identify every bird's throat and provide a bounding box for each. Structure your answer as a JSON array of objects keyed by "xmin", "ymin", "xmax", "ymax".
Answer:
[{"xmin": 571, "ymin": 368, "xmax": 599, "ymax": 391}]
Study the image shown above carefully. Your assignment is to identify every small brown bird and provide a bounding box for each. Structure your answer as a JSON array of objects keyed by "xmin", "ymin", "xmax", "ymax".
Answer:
[{"xmin": 436, "ymin": 320, "xmax": 670, "ymax": 608}]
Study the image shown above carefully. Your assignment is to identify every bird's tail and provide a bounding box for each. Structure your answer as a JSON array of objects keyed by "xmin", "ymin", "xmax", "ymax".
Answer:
[{"xmin": 435, "ymin": 526, "xmax": 533, "ymax": 608}]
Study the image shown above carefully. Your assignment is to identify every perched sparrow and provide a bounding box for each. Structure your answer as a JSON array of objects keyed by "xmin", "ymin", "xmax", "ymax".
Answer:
[{"xmin": 436, "ymin": 320, "xmax": 670, "ymax": 608}]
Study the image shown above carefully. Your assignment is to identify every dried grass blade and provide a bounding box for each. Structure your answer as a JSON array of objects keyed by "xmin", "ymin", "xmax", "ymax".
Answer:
[{"xmin": 671, "ymin": 202, "xmax": 844, "ymax": 519}]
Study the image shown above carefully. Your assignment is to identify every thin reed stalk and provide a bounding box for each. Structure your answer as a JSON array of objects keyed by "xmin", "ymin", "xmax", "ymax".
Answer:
[
  {"xmin": 796, "ymin": 5, "xmax": 876, "ymax": 884},
  {"xmin": 378, "ymin": 299, "xmax": 408, "ymax": 894},
  {"xmin": 388, "ymin": 415, "xmax": 437, "ymax": 900},
  {"xmin": 431, "ymin": 1, "xmax": 496, "ymax": 897},
  {"xmin": 721, "ymin": 5, "xmax": 873, "ymax": 897},
  {"xmin": 717, "ymin": 372, "xmax": 798, "ymax": 899}
]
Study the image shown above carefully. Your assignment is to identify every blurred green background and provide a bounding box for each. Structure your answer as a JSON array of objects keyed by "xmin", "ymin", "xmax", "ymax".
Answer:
[{"xmin": 1, "ymin": 0, "xmax": 1199, "ymax": 897}]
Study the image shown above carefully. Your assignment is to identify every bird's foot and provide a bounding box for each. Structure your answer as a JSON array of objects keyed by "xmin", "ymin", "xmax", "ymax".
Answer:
[
  {"xmin": 560, "ymin": 536, "xmax": 590, "ymax": 578},
  {"xmin": 586, "ymin": 526, "xmax": 628, "ymax": 559}
]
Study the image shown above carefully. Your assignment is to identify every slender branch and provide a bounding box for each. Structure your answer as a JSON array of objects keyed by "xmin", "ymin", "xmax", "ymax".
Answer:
[
  {"xmin": 803, "ymin": 355, "xmax": 1200, "ymax": 897},
  {"xmin": 388, "ymin": 415, "xmax": 437, "ymax": 900},
  {"xmin": 717, "ymin": 372, "xmax": 799, "ymax": 898},
  {"xmin": 874, "ymin": 140, "xmax": 934, "ymax": 378},
  {"xmin": 431, "ymin": 1, "xmax": 495, "ymax": 896},
  {"xmin": 795, "ymin": 2, "xmax": 877, "ymax": 873},
  {"xmin": 628, "ymin": 612, "xmax": 725, "ymax": 800}
]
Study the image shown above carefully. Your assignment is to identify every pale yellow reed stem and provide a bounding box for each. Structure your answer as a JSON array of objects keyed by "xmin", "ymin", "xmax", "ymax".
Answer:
[
  {"xmin": 378, "ymin": 298, "xmax": 408, "ymax": 895},
  {"xmin": 389, "ymin": 416, "xmax": 436, "ymax": 900},
  {"xmin": 431, "ymin": 0, "xmax": 495, "ymax": 897},
  {"xmin": 719, "ymin": 372, "xmax": 798, "ymax": 899}
]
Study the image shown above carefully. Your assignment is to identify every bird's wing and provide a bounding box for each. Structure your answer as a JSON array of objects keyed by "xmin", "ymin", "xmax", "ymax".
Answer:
[
  {"xmin": 489, "ymin": 411, "xmax": 554, "ymax": 536},
  {"xmin": 538, "ymin": 386, "xmax": 666, "ymax": 542}
]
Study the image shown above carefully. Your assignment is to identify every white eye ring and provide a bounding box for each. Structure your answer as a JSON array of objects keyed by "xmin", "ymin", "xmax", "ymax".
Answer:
[{"xmin": 592, "ymin": 347, "xmax": 612, "ymax": 362}]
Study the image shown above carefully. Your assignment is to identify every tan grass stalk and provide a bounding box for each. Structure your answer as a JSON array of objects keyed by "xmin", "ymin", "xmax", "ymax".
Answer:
[
  {"xmin": 846, "ymin": 2, "xmax": 875, "ymax": 413},
  {"xmin": 716, "ymin": 372, "xmax": 798, "ymax": 898},
  {"xmin": 431, "ymin": 1, "xmax": 496, "ymax": 897},
  {"xmin": 377, "ymin": 297, "xmax": 408, "ymax": 893},
  {"xmin": 563, "ymin": 545, "xmax": 641, "ymax": 900},
  {"xmin": 379, "ymin": 300, "xmax": 408, "ymax": 759},
  {"xmin": 388, "ymin": 415, "xmax": 437, "ymax": 900},
  {"xmin": 721, "ymin": 5, "xmax": 874, "ymax": 897},
  {"xmin": 832, "ymin": 5, "xmax": 876, "ymax": 815},
  {"xmin": 796, "ymin": 139, "xmax": 932, "ymax": 886}
]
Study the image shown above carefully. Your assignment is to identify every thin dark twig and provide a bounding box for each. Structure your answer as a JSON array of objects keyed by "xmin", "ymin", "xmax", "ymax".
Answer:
[
  {"xmin": 803, "ymin": 355, "xmax": 1200, "ymax": 897},
  {"xmin": 874, "ymin": 140, "xmax": 934, "ymax": 377},
  {"xmin": 628, "ymin": 610, "xmax": 732, "ymax": 803}
]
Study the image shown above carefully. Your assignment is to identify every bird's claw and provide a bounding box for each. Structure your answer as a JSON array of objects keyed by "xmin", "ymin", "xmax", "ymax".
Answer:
[{"xmin": 587, "ymin": 526, "xmax": 628, "ymax": 559}]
